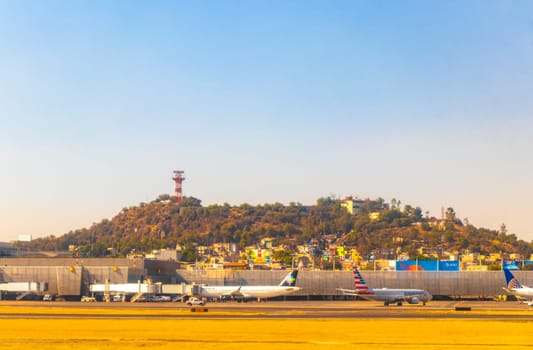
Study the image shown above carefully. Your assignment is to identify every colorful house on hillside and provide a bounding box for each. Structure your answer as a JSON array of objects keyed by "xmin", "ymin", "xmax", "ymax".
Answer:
[{"xmin": 341, "ymin": 196, "xmax": 364, "ymax": 215}]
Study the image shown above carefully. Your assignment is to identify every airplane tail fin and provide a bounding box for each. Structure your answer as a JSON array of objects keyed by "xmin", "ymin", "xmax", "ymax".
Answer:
[
  {"xmin": 279, "ymin": 270, "xmax": 298, "ymax": 287},
  {"xmin": 504, "ymin": 268, "xmax": 523, "ymax": 289},
  {"xmin": 353, "ymin": 267, "xmax": 374, "ymax": 295}
]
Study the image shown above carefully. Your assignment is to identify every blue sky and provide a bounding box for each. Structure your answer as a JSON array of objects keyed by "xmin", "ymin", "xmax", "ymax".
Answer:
[{"xmin": 1, "ymin": 1, "xmax": 533, "ymax": 241}]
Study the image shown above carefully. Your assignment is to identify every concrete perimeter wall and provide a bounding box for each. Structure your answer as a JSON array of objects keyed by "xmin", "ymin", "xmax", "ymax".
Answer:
[{"xmin": 177, "ymin": 269, "xmax": 533, "ymax": 298}]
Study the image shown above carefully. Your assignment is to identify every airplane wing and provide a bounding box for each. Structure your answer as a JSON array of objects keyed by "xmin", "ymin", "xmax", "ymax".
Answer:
[
  {"xmin": 226, "ymin": 286, "xmax": 254, "ymax": 300},
  {"xmin": 337, "ymin": 288, "xmax": 358, "ymax": 296},
  {"xmin": 399, "ymin": 292, "xmax": 429, "ymax": 304},
  {"xmin": 220, "ymin": 286, "xmax": 250, "ymax": 299},
  {"xmin": 503, "ymin": 287, "xmax": 514, "ymax": 294},
  {"xmin": 229, "ymin": 286, "xmax": 244, "ymax": 297}
]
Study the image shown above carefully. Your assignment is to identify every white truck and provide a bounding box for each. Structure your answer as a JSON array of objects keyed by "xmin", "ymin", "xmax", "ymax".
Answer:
[{"xmin": 186, "ymin": 297, "xmax": 205, "ymax": 306}]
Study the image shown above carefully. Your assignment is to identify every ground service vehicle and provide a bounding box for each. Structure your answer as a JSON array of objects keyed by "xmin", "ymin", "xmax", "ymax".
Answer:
[{"xmin": 186, "ymin": 297, "xmax": 205, "ymax": 306}]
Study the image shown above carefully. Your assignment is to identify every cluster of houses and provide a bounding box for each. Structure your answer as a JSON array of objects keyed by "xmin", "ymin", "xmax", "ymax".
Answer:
[
  {"xmin": 141, "ymin": 237, "xmax": 533, "ymax": 272},
  {"xmin": 3, "ymin": 233, "xmax": 531, "ymax": 272}
]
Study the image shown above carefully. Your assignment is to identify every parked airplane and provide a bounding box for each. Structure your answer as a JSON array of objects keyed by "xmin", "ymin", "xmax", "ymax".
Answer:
[
  {"xmin": 503, "ymin": 268, "xmax": 533, "ymax": 306},
  {"xmin": 197, "ymin": 270, "xmax": 301, "ymax": 301},
  {"xmin": 337, "ymin": 266, "xmax": 432, "ymax": 306}
]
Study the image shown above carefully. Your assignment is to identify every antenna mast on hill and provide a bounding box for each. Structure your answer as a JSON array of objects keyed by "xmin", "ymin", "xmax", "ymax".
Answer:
[{"xmin": 172, "ymin": 170, "xmax": 185, "ymax": 203}]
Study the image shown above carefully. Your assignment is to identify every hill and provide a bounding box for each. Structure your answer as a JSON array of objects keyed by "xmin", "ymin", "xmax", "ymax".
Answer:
[{"xmin": 18, "ymin": 195, "xmax": 533, "ymax": 262}]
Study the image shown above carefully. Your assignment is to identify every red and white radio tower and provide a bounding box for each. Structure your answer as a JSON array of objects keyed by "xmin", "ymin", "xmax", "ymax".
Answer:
[{"xmin": 172, "ymin": 170, "xmax": 185, "ymax": 202}]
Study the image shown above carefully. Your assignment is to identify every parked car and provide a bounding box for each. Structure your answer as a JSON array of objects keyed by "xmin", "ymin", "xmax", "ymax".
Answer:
[
  {"xmin": 149, "ymin": 295, "xmax": 172, "ymax": 302},
  {"xmin": 186, "ymin": 297, "xmax": 205, "ymax": 306},
  {"xmin": 42, "ymin": 294, "xmax": 55, "ymax": 301},
  {"xmin": 134, "ymin": 294, "xmax": 171, "ymax": 302},
  {"xmin": 81, "ymin": 296, "xmax": 96, "ymax": 302}
]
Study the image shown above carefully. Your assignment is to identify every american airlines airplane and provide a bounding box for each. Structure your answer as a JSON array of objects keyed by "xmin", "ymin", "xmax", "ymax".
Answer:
[
  {"xmin": 197, "ymin": 270, "xmax": 301, "ymax": 301},
  {"xmin": 337, "ymin": 266, "xmax": 432, "ymax": 306},
  {"xmin": 503, "ymin": 268, "xmax": 533, "ymax": 306}
]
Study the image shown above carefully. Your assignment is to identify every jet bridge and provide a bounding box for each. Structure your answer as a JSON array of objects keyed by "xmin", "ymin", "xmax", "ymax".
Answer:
[
  {"xmin": 89, "ymin": 280, "xmax": 163, "ymax": 302},
  {"xmin": 0, "ymin": 281, "xmax": 47, "ymax": 300},
  {"xmin": 0, "ymin": 281, "xmax": 45, "ymax": 292}
]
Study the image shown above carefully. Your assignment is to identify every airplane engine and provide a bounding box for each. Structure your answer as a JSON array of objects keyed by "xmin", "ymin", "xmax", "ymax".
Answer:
[{"xmin": 408, "ymin": 297, "xmax": 420, "ymax": 304}]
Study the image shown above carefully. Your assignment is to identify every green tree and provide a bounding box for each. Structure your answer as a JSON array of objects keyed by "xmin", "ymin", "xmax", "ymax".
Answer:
[
  {"xmin": 445, "ymin": 207, "xmax": 456, "ymax": 221},
  {"xmin": 272, "ymin": 249, "xmax": 295, "ymax": 266}
]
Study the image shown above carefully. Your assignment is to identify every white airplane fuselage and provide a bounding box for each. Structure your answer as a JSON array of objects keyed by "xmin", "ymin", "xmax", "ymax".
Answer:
[
  {"xmin": 200, "ymin": 285, "xmax": 301, "ymax": 299},
  {"xmin": 509, "ymin": 286, "xmax": 533, "ymax": 299},
  {"xmin": 366, "ymin": 288, "xmax": 432, "ymax": 304}
]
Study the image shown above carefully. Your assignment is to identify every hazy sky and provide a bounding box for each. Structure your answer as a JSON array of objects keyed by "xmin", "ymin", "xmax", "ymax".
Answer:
[{"xmin": 1, "ymin": 1, "xmax": 533, "ymax": 242}]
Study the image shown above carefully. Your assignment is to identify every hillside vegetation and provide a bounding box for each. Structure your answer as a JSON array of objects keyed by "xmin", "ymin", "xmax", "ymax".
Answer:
[{"xmin": 20, "ymin": 195, "xmax": 533, "ymax": 260}]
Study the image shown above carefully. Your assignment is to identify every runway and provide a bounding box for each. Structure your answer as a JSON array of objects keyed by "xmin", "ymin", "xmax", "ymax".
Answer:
[{"xmin": 1, "ymin": 300, "xmax": 532, "ymax": 320}]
